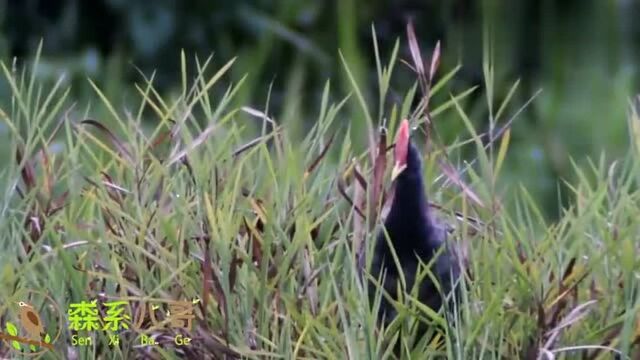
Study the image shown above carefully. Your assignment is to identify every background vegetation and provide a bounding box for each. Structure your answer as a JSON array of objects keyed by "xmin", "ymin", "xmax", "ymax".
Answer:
[{"xmin": 2, "ymin": 0, "xmax": 639, "ymax": 217}]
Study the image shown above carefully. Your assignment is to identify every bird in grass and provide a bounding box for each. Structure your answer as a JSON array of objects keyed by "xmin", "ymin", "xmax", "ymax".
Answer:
[
  {"xmin": 370, "ymin": 119, "xmax": 461, "ymax": 329},
  {"xmin": 17, "ymin": 301, "xmax": 45, "ymax": 342}
]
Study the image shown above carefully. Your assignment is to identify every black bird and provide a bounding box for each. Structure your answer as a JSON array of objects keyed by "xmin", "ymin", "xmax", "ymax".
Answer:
[{"xmin": 370, "ymin": 119, "xmax": 461, "ymax": 330}]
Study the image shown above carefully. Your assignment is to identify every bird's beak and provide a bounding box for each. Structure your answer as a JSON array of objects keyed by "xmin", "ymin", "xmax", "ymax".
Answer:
[
  {"xmin": 392, "ymin": 119, "xmax": 410, "ymax": 181},
  {"xmin": 391, "ymin": 161, "xmax": 406, "ymax": 181}
]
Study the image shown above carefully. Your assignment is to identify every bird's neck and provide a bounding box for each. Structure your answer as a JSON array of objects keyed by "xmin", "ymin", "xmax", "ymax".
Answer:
[
  {"xmin": 391, "ymin": 170, "xmax": 429, "ymax": 218},
  {"xmin": 384, "ymin": 167, "xmax": 439, "ymax": 256}
]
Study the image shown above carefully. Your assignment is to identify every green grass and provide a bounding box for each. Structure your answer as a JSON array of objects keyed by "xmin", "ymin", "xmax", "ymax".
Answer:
[{"xmin": 0, "ymin": 34, "xmax": 639, "ymax": 359}]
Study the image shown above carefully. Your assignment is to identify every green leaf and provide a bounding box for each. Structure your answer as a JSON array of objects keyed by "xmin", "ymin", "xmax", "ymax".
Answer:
[
  {"xmin": 30, "ymin": 344, "xmax": 37, "ymax": 351},
  {"xmin": 5, "ymin": 322, "xmax": 18, "ymax": 336},
  {"xmin": 621, "ymin": 238, "xmax": 635, "ymax": 272},
  {"xmin": 494, "ymin": 127, "xmax": 511, "ymax": 178},
  {"xmin": 44, "ymin": 333, "xmax": 51, "ymax": 343},
  {"xmin": 11, "ymin": 340, "xmax": 21, "ymax": 350}
]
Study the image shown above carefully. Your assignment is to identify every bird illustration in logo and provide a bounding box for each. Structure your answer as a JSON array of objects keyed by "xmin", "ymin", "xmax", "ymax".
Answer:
[{"xmin": 17, "ymin": 301, "xmax": 45, "ymax": 342}]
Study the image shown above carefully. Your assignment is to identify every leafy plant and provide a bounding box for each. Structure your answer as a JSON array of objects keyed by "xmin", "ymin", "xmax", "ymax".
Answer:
[{"xmin": 5, "ymin": 322, "xmax": 21, "ymax": 350}]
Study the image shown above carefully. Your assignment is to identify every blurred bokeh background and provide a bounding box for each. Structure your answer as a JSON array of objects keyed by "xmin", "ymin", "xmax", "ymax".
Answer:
[{"xmin": 0, "ymin": 0, "xmax": 638, "ymax": 218}]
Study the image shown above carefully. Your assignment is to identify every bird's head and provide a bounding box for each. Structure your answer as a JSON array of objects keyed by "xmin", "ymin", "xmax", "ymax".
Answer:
[
  {"xmin": 391, "ymin": 119, "xmax": 421, "ymax": 181},
  {"xmin": 17, "ymin": 301, "xmax": 33, "ymax": 308}
]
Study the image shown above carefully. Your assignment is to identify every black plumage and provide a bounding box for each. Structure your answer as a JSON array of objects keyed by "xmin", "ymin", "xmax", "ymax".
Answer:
[{"xmin": 370, "ymin": 119, "xmax": 461, "ymax": 329}]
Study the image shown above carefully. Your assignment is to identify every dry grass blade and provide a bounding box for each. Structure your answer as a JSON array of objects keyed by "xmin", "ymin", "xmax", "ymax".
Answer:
[
  {"xmin": 232, "ymin": 129, "xmax": 280, "ymax": 158},
  {"xmin": 546, "ymin": 267, "xmax": 590, "ymax": 316},
  {"xmin": 101, "ymin": 210, "xmax": 121, "ymax": 236},
  {"xmin": 80, "ymin": 119, "xmax": 133, "ymax": 161},
  {"xmin": 101, "ymin": 172, "xmax": 131, "ymax": 196},
  {"xmin": 438, "ymin": 158, "xmax": 485, "ymax": 207},
  {"xmin": 585, "ymin": 325, "xmax": 624, "ymax": 360},
  {"xmin": 552, "ymin": 345, "xmax": 625, "ymax": 359},
  {"xmin": 406, "ymin": 21, "xmax": 427, "ymax": 94},
  {"xmin": 228, "ymin": 255, "xmax": 243, "ymax": 292},
  {"xmin": 538, "ymin": 349, "xmax": 554, "ymax": 360},
  {"xmin": 39, "ymin": 147, "xmax": 52, "ymax": 198},
  {"xmin": 368, "ymin": 127, "xmax": 387, "ymax": 228},
  {"xmin": 240, "ymin": 106, "xmax": 276, "ymax": 127},
  {"xmin": 353, "ymin": 162, "xmax": 367, "ymax": 220},
  {"xmin": 15, "ymin": 146, "xmax": 36, "ymax": 192},
  {"xmin": 428, "ymin": 201, "xmax": 485, "ymax": 234},
  {"xmin": 546, "ymin": 258, "xmax": 579, "ymax": 327},
  {"xmin": 83, "ymin": 173, "xmax": 128, "ymax": 207},
  {"xmin": 537, "ymin": 299, "xmax": 547, "ymax": 339},
  {"xmin": 243, "ymin": 216, "xmax": 263, "ymax": 263},
  {"xmin": 304, "ymin": 131, "xmax": 336, "ymax": 180},
  {"xmin": 249, "ymin": 198, "xmax": 268, "ymax": 226},
  {"xmin": 302, "ymin": 248, "xmax": 318, "ymax": 315},
  {"xmin": 337, "ymin": 177, "xmax": 365, "ymax": 219},
  {"xmin": 539, "ymin": 300, "xmax": 598, "ymax": 359},
  {"xmin": 353, "ymin": 163, "xmax": 367, "ymax": 267},
  {"xmin": 561, "ymin": 258, "xmax": 576, "ymax": 285},
  {"xmin": 429, "ymin": 41, "xmax": 441, "ymax": 83},
  {"xmin": 546, "ymin": 300, "xmax": 597, "ymax": 338},
  {"xmin": 48, "ymin": 190, "xmax": 69, "ymax": 216},
  {"xmin": 352, "ymin": 163, "xmax": 368, "ymax": 191},
  {"xmin": 168, "ymin": 122, "xmax": 219, "ymax": 166}
]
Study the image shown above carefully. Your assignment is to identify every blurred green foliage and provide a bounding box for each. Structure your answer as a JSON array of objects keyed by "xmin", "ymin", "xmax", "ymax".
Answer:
[{"xmin": 0, "ymin": 0, "xmax": 638, "ymax": 218}]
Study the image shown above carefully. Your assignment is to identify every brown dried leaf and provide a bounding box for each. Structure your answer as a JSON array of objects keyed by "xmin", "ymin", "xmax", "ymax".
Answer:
[
  {"xmin": 537, "ymin": 299, "xmax": 546, "ymax": 333},
  {"xmin": 352, "ymin": 164, "xmax": 368, "ymax": 191},
  {"xmin": 304, "ymin": 132, "xmax": 336, "ymax": 180},
  {"xmin": 101, "ymin": 211, "xmax": 120, "ymax": 236},
  {"xmin": 228, "ymin": 255, "xmax": 243, "ymax": 292},
  {"xmin": 48, "ymin": 191, "xmax": 69, "ymax": 216},
  {"xmin": 249, "ymin": 198, "xmax": 268, "ymax": 226},
  {"xmin": 547, "ymin": 269, "xmax": 590, "ymax": 313},
  {"xmin": 243, "ymin": 217, "xmax": 264, "ymax": 264},
  {"xmin": 561, "ymin": 258, "xmax": 576, "ymax": 285},
  {"xmin": 39, "ymin": 147, "xmax": 52, "ymax": 198},
  {"xmin": 337, "ymin": 177, "xmax": 365, "ymax": 219},
  {"xmin": 406, "ymin": 21, "xmax": 427, "ymax": 94},
  {"xmin": 16, "ymin": 147, "xmax": 36, "ymax": 191},
  {"xmin": 368, "ymin": 127, "xmax": 387, "ymax": 228},
  {"xmin": 231, "ymin": 129, "xmax": 279, "ymax": 158},
  {"xmin": 429, "ymin": 40, "xmax": 441, "ymax": 84},
  {"xmin": 80, "ymin": 119, "xmax": 133, "ymax": 161}
]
